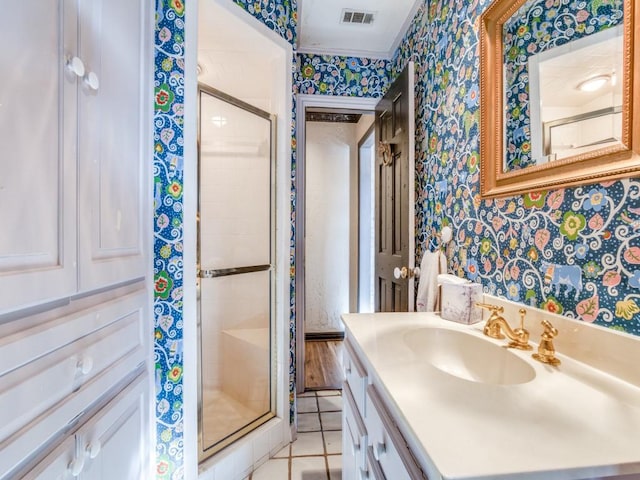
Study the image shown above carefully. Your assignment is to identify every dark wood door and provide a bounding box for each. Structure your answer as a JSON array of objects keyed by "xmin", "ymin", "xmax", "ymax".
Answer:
[{"xmin": 375, "ymin": 66, "xmax": 411, "ymax": 312}]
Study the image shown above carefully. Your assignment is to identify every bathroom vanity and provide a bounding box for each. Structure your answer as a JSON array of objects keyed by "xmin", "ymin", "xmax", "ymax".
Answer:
[{"xmin": 341, "ymin": 302, "xmax": 640, "ymax": 480}]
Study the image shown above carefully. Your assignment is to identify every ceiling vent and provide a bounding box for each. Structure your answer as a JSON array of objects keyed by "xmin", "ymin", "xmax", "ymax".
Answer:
[{"xmin": 341, "ymin": 9, "xmax": 375, "ymax": 25}]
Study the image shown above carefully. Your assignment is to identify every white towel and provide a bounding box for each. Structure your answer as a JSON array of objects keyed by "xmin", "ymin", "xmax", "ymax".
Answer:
[{"xmin": 416, "ymin": 251, "xmax": 447, "ymax": 312}]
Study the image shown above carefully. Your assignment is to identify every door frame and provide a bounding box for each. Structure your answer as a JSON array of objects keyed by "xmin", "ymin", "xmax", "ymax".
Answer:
[
  {"xmin": 182, "ymin": 0, "xmax": 294, "ymax": 474},
  {"xmin": 357, "ymin": 123, "xmax": 375, "ymax": 313},
  {"xmin": 295, "ymin": 95, "xmax": 381, "ymax": 394}
]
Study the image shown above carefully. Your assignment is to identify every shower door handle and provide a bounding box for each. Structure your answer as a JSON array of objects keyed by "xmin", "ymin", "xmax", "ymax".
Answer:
[{"xmin": 198, "ymin": 265, "xmax": 271, "ymax": 279}]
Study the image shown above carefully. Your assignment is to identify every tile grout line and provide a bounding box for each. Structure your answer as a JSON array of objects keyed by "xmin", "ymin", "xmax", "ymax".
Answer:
[
  {"xmin": 288, "ymin": 442, "xmax": 292, "ymax": 480},
  {"xmin": 287, "ymin": 390, "xmax": 343, "ymax": 480},
  {"xmin": 317, "ymin": 391, "xmax": 332, "ymax": 480}
]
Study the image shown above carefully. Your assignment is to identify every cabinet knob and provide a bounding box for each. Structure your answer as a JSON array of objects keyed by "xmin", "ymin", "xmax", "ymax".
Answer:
[
  {"xmin": 66, "ymin": 56, "xmax": 85, "ymax": 78},
  {"xmin": 359, "ymin": 467, "xmax": 369, "ymax": 479},
  {"xmin": 68, "ymin": 456, "xmax": 85, "ymax": 477},
  {"xmin": 84, "ymin": 71, "xmax": 100, "ymax": 91},
  {"xmin": 373, "ymin": 440, "xmax": 386, "ymax": 461},
  {"xmin": 87, "ymin": 440, "xmax": 101, "ymax": 459},
  {"xmin": 78, "ymin": 356, "xmax": 94, "ymax": 375}
]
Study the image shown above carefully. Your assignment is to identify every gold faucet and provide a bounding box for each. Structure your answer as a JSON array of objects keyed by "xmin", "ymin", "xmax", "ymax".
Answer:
[
  {"xmin": 532, "ymin": 320, "xmax": 561, "ymax": 366},
  {"xmin": 476, "ymin": 303, "xmax": 532, "ymax": 350}
]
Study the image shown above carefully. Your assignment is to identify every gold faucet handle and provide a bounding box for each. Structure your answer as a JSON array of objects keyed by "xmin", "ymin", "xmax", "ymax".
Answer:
[
  {"xmin": 476, "ymin": 303, "xmax": 505, "ymax": 339},
  {"xmin": 540, "ymin": 319, "xmax": 558, "ymax": 338},
  {"xmin": 518, "ymin": 308, "xmax": 526, "ymax": 330},
  {"xmin": 533, "ymin": 320, "xmax": 561, "ymax": 366},
  {"xmin": 509, "ymin": 308, "xmax": 532, "ymax": 350},
  {"xmin": 475, "ymin": 303, "xmax": 504, "ymax": 315}
]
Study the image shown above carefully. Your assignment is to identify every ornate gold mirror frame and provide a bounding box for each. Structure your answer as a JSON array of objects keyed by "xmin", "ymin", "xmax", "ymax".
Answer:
[{"xmin": 479, "ymin": 0, "xmax": 639, "ymax": 198}]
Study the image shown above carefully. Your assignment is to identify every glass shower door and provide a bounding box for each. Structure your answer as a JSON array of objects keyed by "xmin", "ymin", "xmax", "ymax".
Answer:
[{"xmin": 197, "ymin": 85, "xmax": 276, "ymax": 461}]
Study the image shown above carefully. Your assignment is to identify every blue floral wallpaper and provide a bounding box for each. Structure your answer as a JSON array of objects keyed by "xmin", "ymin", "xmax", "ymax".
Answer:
[
  {"xmin": 154, "ymin": 0, "xmax": 185, "ymax": 478},
  {"xmin": 295, "ymin": 54, "xmax": 391, "ymax": 97},
  {"xmin": 503, "ymin": 0, "xmax": 624, "ymax": 170},
  {"xmin": 232, "ymin": 0, "xmax": 297, "ymax": 45},
  {"xmin": 153, "ymin": 0, "xmax": 640, "ymax": 477},
  {"xmin": 392, "ymin": 0, "xmax": 640, "ymax": 335}
]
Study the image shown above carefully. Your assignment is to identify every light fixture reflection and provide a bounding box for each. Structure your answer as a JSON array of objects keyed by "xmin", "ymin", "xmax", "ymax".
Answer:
[
  {"xmin": 576, "ymin": 74, "xmax": 611, "ymax": 92},
  {"xmin": 211, "ymin": 115, "xmax": 227, "ymax": 127}
]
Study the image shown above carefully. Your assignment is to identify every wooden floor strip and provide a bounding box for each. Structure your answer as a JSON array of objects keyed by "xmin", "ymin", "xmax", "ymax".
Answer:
[{"xmin": 304, "ymin": 340, "xmax": 344, "ymax": 390}]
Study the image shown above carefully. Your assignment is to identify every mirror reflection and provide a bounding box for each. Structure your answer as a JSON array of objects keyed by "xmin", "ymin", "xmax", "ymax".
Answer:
[{"xmin": 502, "ymin": 0, "xmax": 624, "ymax": 172}]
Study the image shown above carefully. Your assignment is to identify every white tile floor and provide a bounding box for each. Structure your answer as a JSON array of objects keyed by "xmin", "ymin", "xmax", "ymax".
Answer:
[{"xmin": 249, "ymin": 390, "xmax": 342, "ymax": 480}]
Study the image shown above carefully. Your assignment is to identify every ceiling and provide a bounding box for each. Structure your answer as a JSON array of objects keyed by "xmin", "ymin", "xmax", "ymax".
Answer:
[
  {"xmin": 537, "ymin": 27, "xmax": 623, "ymax": 115},
  {"xmin": 298, "ymin": 0, "xmax": 421, "ymax": 59}
]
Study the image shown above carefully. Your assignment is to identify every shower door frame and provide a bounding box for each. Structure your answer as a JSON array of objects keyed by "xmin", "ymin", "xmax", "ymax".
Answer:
[{"xmin": 196, "ymin": 83, "xmax": 277, "ymax": 462}]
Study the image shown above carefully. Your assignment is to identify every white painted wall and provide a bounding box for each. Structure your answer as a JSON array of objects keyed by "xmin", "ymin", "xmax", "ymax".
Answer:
[{"xmin": 305, "ymin": 121, "xmax": 356, "ymax": 333}]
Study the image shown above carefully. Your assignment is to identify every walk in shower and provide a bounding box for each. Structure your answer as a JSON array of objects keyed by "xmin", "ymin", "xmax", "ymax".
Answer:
[{"xmin": 197, "ymin": 84, "xmax": 276, "ymax": 461}]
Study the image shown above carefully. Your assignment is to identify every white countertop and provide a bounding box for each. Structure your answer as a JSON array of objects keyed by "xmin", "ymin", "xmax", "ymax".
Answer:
[{"xmin": 342, "ymin": 312, "xmax": 640, "ymax": 480}]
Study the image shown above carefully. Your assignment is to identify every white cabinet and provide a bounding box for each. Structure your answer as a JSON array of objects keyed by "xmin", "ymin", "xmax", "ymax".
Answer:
[
  {"xmin": 0, "ymin": 0, "xmax": 151, "ymax": 478},
  {"xmin": 365, "ymin": 385, "xmax": 424, "ymax": 480},
  {"xmin": 342, "ymin": 339, "xmax": 427, "ymax": 480},
  {"xmin": 77, "ymin": 0, "xmax": 148, "ymax": 292},
  {"xmin": 21, "ymin": 375, "xmax": 149, "ymax": 480},
  {"xmin": 343, "ymin": 383, "xmax": 367, "ymax": 480},
  {"xmin": 0, "ymin": 289, "xmax": 149, "ymax": 479},
  {"xmin": 0, "ymin": 0, "xmax": 79, "ymax": 312},
  {"xmin": 0, "ymin": 0, "xmax": 150, "ymax": 315}
]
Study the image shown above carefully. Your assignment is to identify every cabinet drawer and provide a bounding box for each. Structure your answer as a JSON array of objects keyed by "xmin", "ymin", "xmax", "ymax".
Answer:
[
  {"xmin": 19, "ymin": 436, "xmax": 76, "ymax": 480},
  {"xmin": 0, "ymin": 291, "xmax": 146, "ymax": 377},
  {"xmin": 0, "ymin": 299, "xmax": 146, "ymax": 476},
  {"xmin": 366, "ymin": 385, "xmax": 426, "ymax": 480},
  {"xmin": 344, "ymin": 338, "xmax": 367, "ymax": 415},
  {"xmin": 0, "ymin": 350, "xmax": 145, "ymax": 479},
  {"xmin": 0, "ymin": 308, "xmax": 143, "ymax": 443},
  {"xmin": 343, "ymin": 382, "xmax": 367, "ymax": 472},
  {"xmin": 18, "ymin": 373, "xmax": 148, "ymax": 480}
]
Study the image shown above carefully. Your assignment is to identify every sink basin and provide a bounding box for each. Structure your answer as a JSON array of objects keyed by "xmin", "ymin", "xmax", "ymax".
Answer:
[{"xmin": 403, "ymin": 328, "xmax": 536, "ymax": 385}]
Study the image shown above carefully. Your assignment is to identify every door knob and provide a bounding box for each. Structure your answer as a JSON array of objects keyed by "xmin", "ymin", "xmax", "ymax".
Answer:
[{"xmin": 393, "ymin": 266, "xmax": 420, "ymax": 279}]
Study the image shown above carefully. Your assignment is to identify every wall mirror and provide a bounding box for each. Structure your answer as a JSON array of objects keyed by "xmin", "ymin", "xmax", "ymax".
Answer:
[{"xmin": 480, "ymin": 0, "xmax": 639, "ymax": 198}]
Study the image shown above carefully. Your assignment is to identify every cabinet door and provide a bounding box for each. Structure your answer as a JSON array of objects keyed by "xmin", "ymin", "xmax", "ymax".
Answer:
[
  {"xmin": 76, "ymin": 375, "xmax": 149, "ymax": 479},
  {"xmin": 0, "ymin": 0, "xmax": 78, "ymax": 315},
  {"xmin": 365, "ymin": 385, "xmax": 425, "ymax": 480},
  {"xmin": 20, "ymin": 436, "xmax": 76, "ymax": 480},
  {"xmin": 76, "ymin": 0, "xmax": 150, "ymax": 292},
  {"xmin": 343, "ymin": 383, "xmax": 367, "ymax": 480}
]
